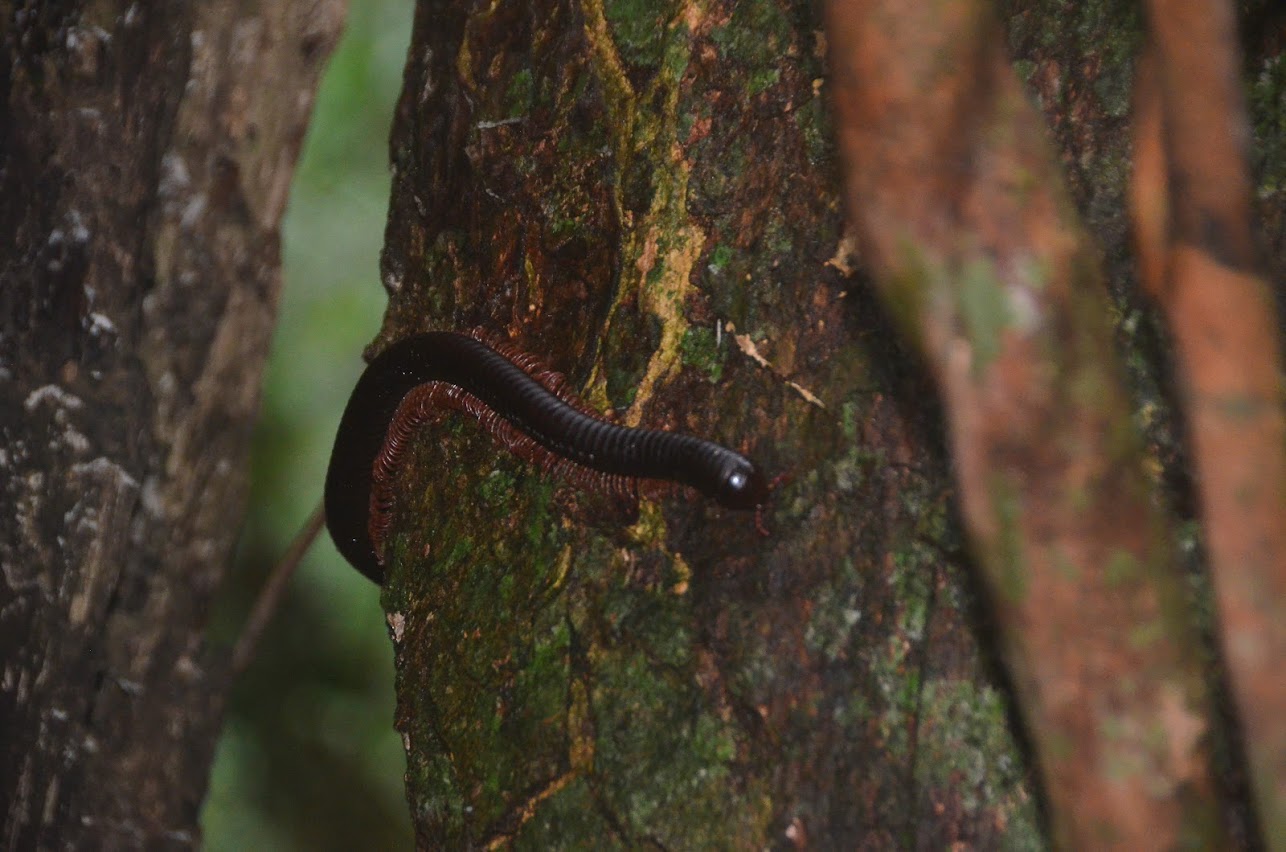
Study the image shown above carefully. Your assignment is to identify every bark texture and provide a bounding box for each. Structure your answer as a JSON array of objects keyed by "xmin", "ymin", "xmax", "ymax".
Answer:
[
  {"xmin": 367, "ymin": 0, "xmax": 1282, "ymax": 848},
  {"xmin": 378, "ymin": 0, "xmax": 1038, "ymax": 847},
  {"xmin": 0, "ymin": 2, "xmax": 342, "ymax": 846},
  {"xmin": 821, "ymin": 0, "xmax": 1253, "ymax": 846}
]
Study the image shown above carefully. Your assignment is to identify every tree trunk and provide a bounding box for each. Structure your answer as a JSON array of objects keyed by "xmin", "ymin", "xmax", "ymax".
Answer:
[
  {"xmin": 372, "ymin": 0, "xmax": 1282, "ymax": 848},
  {"xmin": 379, "ymin": 1, "xmax": 1035, "ymax": 847},
  {"xmin": 824, "ymin": 0, "xmax": 1223, "ymax": 844},
  {"xmin": 0, "ymin": 2, "xmax": 342, "ymax": 846}
]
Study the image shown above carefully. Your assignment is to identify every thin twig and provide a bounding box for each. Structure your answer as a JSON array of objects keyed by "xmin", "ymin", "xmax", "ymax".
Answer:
[{"xmin": 230, "ymin": 501, "xmax": 326, "ymax": 679}]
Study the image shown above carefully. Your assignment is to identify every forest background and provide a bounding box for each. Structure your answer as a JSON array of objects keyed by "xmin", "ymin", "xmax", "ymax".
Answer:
[{"xmin": 202, "ymin": 2, "xmax": 414, "ymax": 848}]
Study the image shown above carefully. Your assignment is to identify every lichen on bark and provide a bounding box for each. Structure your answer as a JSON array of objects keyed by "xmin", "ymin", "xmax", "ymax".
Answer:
[{"xmin": 377, "ymin": 0, "xmax": 1038, "ymax": 847}]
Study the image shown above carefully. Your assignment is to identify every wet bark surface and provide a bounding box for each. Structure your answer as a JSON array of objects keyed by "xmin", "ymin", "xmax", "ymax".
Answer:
[
  {"xmin": 378, "ymin": 1, "xmax": 1039, "ymax": 847},
  {"xmin": 359, "ymin": 0, "xmax": 1279, "ymax": 847}
]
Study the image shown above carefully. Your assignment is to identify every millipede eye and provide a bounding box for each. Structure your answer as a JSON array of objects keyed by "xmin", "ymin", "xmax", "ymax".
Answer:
[{"xmin": 713, "ymin": 458, "xmax": 766, "ymax": 510}]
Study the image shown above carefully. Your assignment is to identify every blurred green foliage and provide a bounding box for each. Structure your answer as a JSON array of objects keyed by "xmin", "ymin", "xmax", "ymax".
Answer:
[{"xmin": 202, "ymin": 3, "xmax": 414, "ymax": 849}]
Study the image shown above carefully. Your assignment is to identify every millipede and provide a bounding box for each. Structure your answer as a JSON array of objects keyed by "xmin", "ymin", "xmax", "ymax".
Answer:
[{"xmin": 323, "ymin": 329, "xmax": 768, "ymax": 584}]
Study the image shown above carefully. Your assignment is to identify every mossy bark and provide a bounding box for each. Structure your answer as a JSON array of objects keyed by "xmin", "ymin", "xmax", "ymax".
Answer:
[
  {"xmin": 379, "ymin": 1, "xmax": 1038, "ymax": 847},
  {"xmin": 377, "ymin": 0, "xmax": 1282, "ymax": 847}
]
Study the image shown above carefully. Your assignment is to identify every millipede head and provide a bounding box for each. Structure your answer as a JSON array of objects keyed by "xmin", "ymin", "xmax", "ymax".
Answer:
[{"xmin": 713, "ymin": 455, "xmax": 769, "ymax": 510}]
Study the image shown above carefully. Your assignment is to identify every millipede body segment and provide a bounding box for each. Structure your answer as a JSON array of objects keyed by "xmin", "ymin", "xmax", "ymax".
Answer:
[{"xmin": 324, "ymin": 331, "xmax": 767, "ymax": 584}]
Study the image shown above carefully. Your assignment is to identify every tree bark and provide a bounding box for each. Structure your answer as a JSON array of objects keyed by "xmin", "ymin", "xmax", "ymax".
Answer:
[
  {"xmin": 824, "ymin": 0, "xmax": 1223, "ymax": 845},
  {"xmin": 372, "ymin": 0, "xmax": 1283, "ymax": 848},
  {"xmin": 379, "ymin": 0, "xmax": 1039, "ymax": 847},
  {"xmin": 0, "ymin": 2, "xmax": 342, "ymax": 846}
]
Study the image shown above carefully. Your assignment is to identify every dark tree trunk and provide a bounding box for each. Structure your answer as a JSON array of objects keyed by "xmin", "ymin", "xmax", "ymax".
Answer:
[
  {"xmin": 369, "ymin": 0, "xmax": 1282, "ymax": 848},
  {"xmin": 378, "ymin": 1, "xmax": 1035, "ymax": 847},
  {"xmin": 0, "ymin": 2, "xmax": 342, "ymax": 846}
]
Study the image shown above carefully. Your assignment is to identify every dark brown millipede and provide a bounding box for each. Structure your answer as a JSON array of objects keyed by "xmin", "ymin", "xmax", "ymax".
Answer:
[{"xmin": 324, "ymin": 329, "xmax": 767, "ymax": 584}]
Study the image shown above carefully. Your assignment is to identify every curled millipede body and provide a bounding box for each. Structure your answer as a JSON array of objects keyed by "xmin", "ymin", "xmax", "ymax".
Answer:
[{"xmin": 324, "ymin": 330, "xmax": 767, "ymax": 584}]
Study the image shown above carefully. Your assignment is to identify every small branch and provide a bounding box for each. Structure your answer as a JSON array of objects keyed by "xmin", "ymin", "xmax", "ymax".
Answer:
[
  {"xmin": 230, "ymin": 502, "xmax": 326, "ymax": 679},
  {"xmin": 1138, "ymin": 0, "xmax": 1286, "ymax": 840}
]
